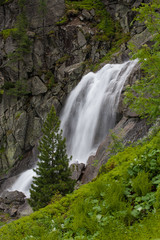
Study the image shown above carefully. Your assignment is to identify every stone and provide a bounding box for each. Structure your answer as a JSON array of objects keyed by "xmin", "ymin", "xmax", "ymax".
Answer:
[
  {"xmin": 17, "ymin": 200, "xmax": 33, "ymax": 217},
  {"xmin": 0, "ymin": 190, "xmax": 33, "ymax": 218},
  {"xmin": 8, "ymin": 207, "xmax": 17, "ymax": 217},
  {"xmin": 15, "ymin": 111, "xmax": 28, "ymax": 149},
  {"xmin": 29, "ymin": 117, "xmax": 42, "ymax": 146},
  {"xmin": 31, "ymin": 76, "xmax": 47, "ymax": 95},
  {"xmin": 64, "ymin": 62, "xmax": 85, "ymax": 82},
  {"xmin": 128, "ymin": 28, "xmax": 152, "ymax": 48},
  {"xmin": 0, "ymin": 202, "xmax": 7, "ymax": 211},
  {"xmin": 70, "ymin": 163, "xmax": 85, "ymax": 181},
  {"xmin": 26, "ymin": 0, "xmax": 65, "ymax": 31},
  {"xmin": 1, "ymin": 191, "xmax": 25, "ymax": 205},
  {"xmin": 82, "ymin": 9, "xmax": 92, "ymax": 20},
  {"xmin": 90, "ymin": 9, "xmax": 95, "ymax": 17},
  {"xmin": 77, "ymin": 30, "xmax": 87, "ymax": 47}
]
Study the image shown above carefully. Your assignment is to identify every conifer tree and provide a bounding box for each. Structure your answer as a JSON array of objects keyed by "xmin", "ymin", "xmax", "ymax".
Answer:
[{"xmin": 29, "ymin": 106, "xmax": 75, "ymax": 210}]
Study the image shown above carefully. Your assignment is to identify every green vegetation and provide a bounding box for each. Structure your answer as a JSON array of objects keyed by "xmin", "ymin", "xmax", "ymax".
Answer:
[
  {"xmin": 106, "ymin": 130, "xmax": 125, "ymax": 157},
  {"xmin": 0, "ymin": 1, "xmax": 159, "ymax": 239},
  {"xmin": 0, "ymin": 28, "xmax": 16, "ymax": 40},
  {"xmin": 29, "ymin": 106, "xmax": 75, "ymax": 211},
  {"xmin": 44, "ymin": 71, "xmax": 55, "ymax": 89},
  {"xmin": 66, "ymin": 0, "xmax": 115, "ymax": 40},
  {"xmin": 2, "ymin": 0, "xmax": 31, "ymax": 97},
  {"xmin": 0, "ymin": 129, "xmax": 160, "ymax": 239},
  {"xmin": 56, "ymin": 16, "xmax": 68, "ymax": 26},
  {"xmin": 56, "ymin": 54, "xmax": 70, "ymax": 66},
  {"xmin": 0, "ymin": 0, "xmax": 13, "ymax": 5},
  {"xmin": 124, "ymin": 0, "xmax": 160, "ymax": 122},
  {"xmin": 8, "ymin": 1, "xmax": 31, "ymax": 63}
]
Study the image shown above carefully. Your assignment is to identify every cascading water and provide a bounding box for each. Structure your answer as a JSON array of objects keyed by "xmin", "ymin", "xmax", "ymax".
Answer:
[
  {"xmin": 60, "ymin": 60, "xmax": 138, "ymax": 164},
  {"xmin": 7, "ymin": 60, "xmax": 138, "ymax": 197},
  {"xmin": 8, "ymin": 168, "xmax": 36, "ymax": 198}
]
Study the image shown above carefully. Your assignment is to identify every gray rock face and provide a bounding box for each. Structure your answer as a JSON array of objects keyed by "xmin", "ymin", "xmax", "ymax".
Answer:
[
  {"xmin": 81, "ymin": 117, "xmax": 150, "ymax": 184},
  {"xmin": 31, "ymin": 76, "xmax": 47, "ymax": 95},
  {"xmin": 0, "ymin": 0, "xmax": 153, "ymax": 191},
  {"xmin": 0, "ymin": 0, "xmax": 110, "ymax": 178},
  {"xmin": 70, "ymin": 163, "xmax": 85, "ymax": 181},
  {"xmin": 0, "ymin": 191, "xmax": 33, "ymax": 218},
  {"xmin": 102, "ymin": 0, "xmax": 150, "ymax": 34},
  {"xmin": 1, "ymin": 190, "xmax": 25, "ymax": 204}
]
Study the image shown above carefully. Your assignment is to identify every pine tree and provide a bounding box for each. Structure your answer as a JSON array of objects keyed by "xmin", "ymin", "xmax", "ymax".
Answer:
[{"xmin": 29, "ymin": 106, "xmax": 75, "ymax": 210}]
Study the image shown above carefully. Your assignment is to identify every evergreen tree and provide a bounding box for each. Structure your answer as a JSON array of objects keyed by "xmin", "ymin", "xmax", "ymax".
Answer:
[{"xmin": 29, "ymin": 106, "xmax": 75, "ymax": 210}]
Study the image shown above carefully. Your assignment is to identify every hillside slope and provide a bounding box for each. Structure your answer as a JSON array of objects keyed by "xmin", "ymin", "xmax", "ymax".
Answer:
[{"xmin": 0, "ymin": 126, "xmax": 160, "ymax": 239}]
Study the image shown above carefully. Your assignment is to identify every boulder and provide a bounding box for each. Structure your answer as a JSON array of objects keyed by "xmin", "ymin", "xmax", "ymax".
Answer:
[
  {"xmin": 77, "ymin": 30, "xmax": 87, "ymax": 47},
  {"xmin": 31, "ymin": 76, "xmax": 47, "ymax": 96},
  {"xmin": 70, "ymin": 163, "xmax": 85, "ymax": 181},
  {"xmin": 17, "ymin": 199, "xmax": 33, "ymax": 217},
  {"xmin": 0, "ymin": 190, "xmax": 33, "ymax": 218},
  {"xmin": 1, "ymin": 190, "xmax": 25, "ymax": 204}
]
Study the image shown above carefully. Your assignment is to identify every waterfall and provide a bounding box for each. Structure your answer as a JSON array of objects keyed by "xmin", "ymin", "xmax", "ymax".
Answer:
[
  {"xmin": 8, "ymin": 169, "xmax": 36, "ymax": 198},
  {"xmin": 60, "ymin": 60, "xmax": 138, "ymax": 164},
  {"xmin": 7, "ymin": 60, "xmax": 138, "ymax": 197}
]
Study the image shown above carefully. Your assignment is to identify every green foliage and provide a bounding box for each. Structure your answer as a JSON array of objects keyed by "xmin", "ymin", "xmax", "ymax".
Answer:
[
  {"xmin": 38, "ymin": 0, "xmax": 47, "ymax": 15},
  {"xmin": 56, "ymin": 16, "xmax": 68, "ymax": 26},
  {"xmin": 56, "ymin": 54, "xmax": 70, "ymax": 66},
  {"xmin": 9, "ymin": 11, "xmax": 31, "ymax": 62},
  {"xmin": 3, "ymin": 0, "xmax": 31, "ymax": 97},
  {"xmin": 124, "ymin": 0, "xmax": 160, "ymax": 122},
  {"xmin": 66, "ymin": 0, "xmax": 115, "ymax": 41},
  {"xmin": 29, "ymin": 106, "xmax": 75, "ymax": 211},
  {"xmin": 107, "ymin": 131, "xmax": 125, "ymax": 157},
  {"xmin": 3, "ymin": 79, "xmax": 30, "ymax": 97},
  {"xmin": 0, "ymin": 130, "xmax": 160, "ymax": 239},
  {"xmin": 0, "ymin": 28, "xmax": 16, "ymax": 40},
  {"xmin": 44, "ymin": 71, "xmax": 55, "ymax": 89},
  {"xmin": 132, "ymin": 171, "xmax": 151, "ymax": 196}
]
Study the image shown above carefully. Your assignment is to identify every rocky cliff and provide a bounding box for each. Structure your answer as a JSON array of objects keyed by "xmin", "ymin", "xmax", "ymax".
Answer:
[{"xmin": 0, "ymin": 0, "xmax": 152, "ymax": 189}]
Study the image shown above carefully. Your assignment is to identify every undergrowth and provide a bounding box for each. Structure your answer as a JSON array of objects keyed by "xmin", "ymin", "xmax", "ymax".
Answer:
[{"xmin": 0, "ymin": 129, "xmax": 160, "ymax": 239}]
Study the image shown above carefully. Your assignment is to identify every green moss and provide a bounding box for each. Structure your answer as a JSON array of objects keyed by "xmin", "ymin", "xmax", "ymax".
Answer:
[
  {"xmin": 56, "ymin": 54, "xmax": 70, "ymax": 66},
  {"xmin": 56, "ymin": 16, "xmax": 68, "ymax": 26},
  {"xmin": 44, "ymin": 71, "xmax": 55, "ymax": 89},
  {"xmin": 0, "ymin": 28, "xmax": 16, "ymax": 40},
  {"xmin": 15, "ymin": 111, "xmax": 22, "ymax": 120},
  {"xmin": 66, "ymin": 0, "xmax": 115, "ymax": 40}
]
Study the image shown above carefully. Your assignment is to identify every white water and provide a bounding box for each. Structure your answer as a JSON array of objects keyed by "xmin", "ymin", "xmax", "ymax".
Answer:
[
  {"xmin": 7, "ymin": 60, "xmax": 138, "ymax": 196},
  {"xmin": 60, "ymin": 60, "xmax": 138, "ymax": 164},
  {"xmin": 8, "ymin": 169, "xmax": 36, "ymax": 198}
]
